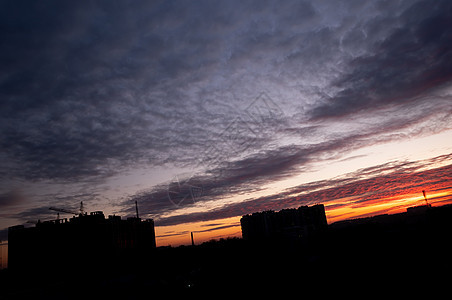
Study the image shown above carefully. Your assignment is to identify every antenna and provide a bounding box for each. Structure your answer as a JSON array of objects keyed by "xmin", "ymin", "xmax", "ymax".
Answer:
[
  {"xmin": 135, "ymin": 201, "xmax": 139, "ymax": 219},
  {"xmin": 80, "ymin": 201, "xmax": 85, "ymax": 215},
  {"xmin": 422, "ymin": 190, "xmax": 429, "ymax": 206}
]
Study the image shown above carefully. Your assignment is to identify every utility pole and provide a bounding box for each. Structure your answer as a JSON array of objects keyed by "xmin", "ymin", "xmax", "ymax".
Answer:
[{"xmin": 191, "ymin": 232, "xmax": 195, "ymax": 246}]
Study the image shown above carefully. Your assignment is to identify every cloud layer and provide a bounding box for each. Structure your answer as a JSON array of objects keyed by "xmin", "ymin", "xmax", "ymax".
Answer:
[
  {"xmin": 154, "ymin": 154, "xmax": 452, "ymax": 226},
  {"xmin": 2, "ymin": 0, "xmax": 451, "ymax": 181}
]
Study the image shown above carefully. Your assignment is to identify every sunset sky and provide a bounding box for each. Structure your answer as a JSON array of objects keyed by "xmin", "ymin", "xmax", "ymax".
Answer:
[{"xmin": 1, "ymin": 0, "xmax": 452, "ymax": 249}]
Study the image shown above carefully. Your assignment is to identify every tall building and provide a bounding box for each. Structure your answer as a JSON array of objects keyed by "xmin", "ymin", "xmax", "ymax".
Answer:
[
  {"xmin": 8, "ymin": 211, "xmax": 156, "ymax": 272},
  {"xmin": 241, "ymin": 204, "xmax": 328, "ymax": 241}
]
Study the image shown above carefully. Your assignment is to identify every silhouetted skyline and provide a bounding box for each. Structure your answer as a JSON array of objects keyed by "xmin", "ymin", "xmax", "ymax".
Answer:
[
  {"xmin": 241, "ymin": 204, "xmax": 327, "ymax": 241},
  {"xmin": 8, "ymin": 210, "xmax": 155, "ymax": 272},
  {"xmin": 2, "ymin": 203, "xmax": 452, "ymax": 296}
]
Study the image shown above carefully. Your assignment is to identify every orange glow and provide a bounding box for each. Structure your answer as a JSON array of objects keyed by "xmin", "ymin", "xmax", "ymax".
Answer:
[
  {"xmin": 155, "ymin": 216, "xmax": 242, "ymax": 247},
  {"xmin": 156, "ymin": 187, "xmax": 452, "ymax": 246},
  {"xmin": 0, "ymin": 242, "xmax": 7, "ymax": 269},
  {"xmin": 326, "ymin": 189, "xmax": 452, "ymax": 224},
  {"xmin": 155, "ymin": 162, "xmax": 452, "ymax": 246}
]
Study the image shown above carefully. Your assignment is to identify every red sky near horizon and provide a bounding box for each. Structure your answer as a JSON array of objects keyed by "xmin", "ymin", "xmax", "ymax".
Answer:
[
  {"xmin": 0, "ymin": 157, "xmax": 451, "ymax": 268},
  {"xmin": 155, "ymin": 159, "xmax": 452, "ymax": 246}
]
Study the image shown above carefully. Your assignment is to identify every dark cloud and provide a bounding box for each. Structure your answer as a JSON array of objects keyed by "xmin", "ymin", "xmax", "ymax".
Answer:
[
  {"xmin": 1, "ymin": 0, "xmax": 450, "ymax": 183},
  {"xmin": 156, "ymin": 155, "xmax": 452, "ymax": 226},
  {"xmin": 0, "ymin": 0, "xmax": 232, "ymax": 181},
  {"xmin": 127, "ymin": 112, "xmax": 443, "ymax": 221},
  {"xmin": 157, "ymin": 231, "xmax": 190, "ymax": 238},
  {"xmin": 310, "ymin": 0, "xmax": 452, "ymax": 119},
  {"xmin": 0, "ymin": 191, "xmax": 24, "ymax": 208},
  {"xmin": 194, "ymin": 224, "xmax": 240, "ymax": 234},
  {"xmin": 125, "ymin": 144, "xmax": 309, "ymax": 218},
  {"xmin": 0, "ymin": 0, "xmax": 318, "ymax": 183},
  {"xmin": 14, "ymin": 206, "xmax": 56, "ymax": 223}
]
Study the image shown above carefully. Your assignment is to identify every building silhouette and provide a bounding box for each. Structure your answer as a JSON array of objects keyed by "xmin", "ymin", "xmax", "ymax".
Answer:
[
  {"xmin": 240, "ymin": 204, "xmax": 328, "ymax": 241},
  {"xmin": 8, "ymin": 211, "xmax": 155, "ymax": 272}
]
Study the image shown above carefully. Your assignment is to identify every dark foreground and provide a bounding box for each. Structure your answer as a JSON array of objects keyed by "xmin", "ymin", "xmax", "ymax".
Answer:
[{"xmin": 2, "ymin": 204, "xmax": 452, "ymax": 298}]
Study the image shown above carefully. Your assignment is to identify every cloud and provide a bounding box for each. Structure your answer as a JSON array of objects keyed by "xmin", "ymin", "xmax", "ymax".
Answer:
[
  {"xmin": 122, "ymin": 97, "xmax": 452, "ymax": 221},
  {"xmin": 194, "ymin": 224, "xmax": 240, "ymax": 233},
  {"xmin": 157, "ymin": 230, "xmax": 190, "ymax": 238},
  {"xmin": 0, "ymin": 0, "xmax": 229, "ymax": 181},
  {"xmin": 0, "ymin": 0, "xmax": 293, "ymax": 182},
  {"xmin": 309, "ymin": 0, "xmax": 452, "ymax": 119},
  {"xmin": 1, "ymin": 0, "xmax": 451, "ymax": 185},
  {"xmin": 14, "ymin": 206, "xmax": 57, "ymax": 223},
  {"xmin": 155, "ymin": 155, "xmax": 452, "ymax": 226},
  {"xmin": 0, "ymin": 191, "xmax": 24, "ymax": 208},
  {"xmin": 124, "ymin": 144, "xmax": 310, "ymax": 218}
]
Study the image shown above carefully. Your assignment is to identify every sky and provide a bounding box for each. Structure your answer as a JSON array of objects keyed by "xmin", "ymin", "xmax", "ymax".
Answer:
[{"xmin": 1, "ymin": 0, "xmax": 452, "ymax": 249}]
